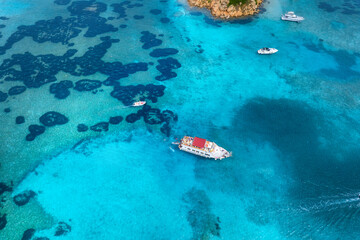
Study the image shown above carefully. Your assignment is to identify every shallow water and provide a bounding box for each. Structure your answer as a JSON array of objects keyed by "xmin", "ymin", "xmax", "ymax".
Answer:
[{"xmin": 1, "ymin": 0, "xmax": 360, "ymax": 239}]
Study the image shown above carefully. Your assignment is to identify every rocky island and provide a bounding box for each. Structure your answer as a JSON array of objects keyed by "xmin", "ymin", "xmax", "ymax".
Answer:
[{"xmin": 188, "ymin": 0, "xmax": 263, "ymax": 19}]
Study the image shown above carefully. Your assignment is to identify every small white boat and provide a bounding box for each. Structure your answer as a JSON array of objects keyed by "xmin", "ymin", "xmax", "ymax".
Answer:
[
  {"xmin": 257, "ymin": 48, "xmax": 278, "ymax": 55},
  {"xmin": 281, "ymin": 11, "xmax": 304, "ymax": 22},
  {"xmin": 132, "ymin": 101, "xmax": 146, "ymax": 107}
]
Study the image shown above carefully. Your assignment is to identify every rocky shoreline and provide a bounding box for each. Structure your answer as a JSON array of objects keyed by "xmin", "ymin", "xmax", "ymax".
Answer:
[{"xmin": 187, "ymin": 0, "xmax": 263, "ymax": 19}]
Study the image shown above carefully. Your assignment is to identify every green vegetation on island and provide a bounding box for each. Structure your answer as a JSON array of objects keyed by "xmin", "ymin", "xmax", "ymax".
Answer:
[{"xmin": 228, "ymin": 0, "xmax": 249, "ymax": 5}]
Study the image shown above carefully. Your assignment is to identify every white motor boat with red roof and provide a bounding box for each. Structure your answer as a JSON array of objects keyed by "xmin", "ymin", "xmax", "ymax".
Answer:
[
  {"xmin": 177, "ymin": 136, "xmax": 231, "ymax": 160},
  {"xmin": 132, "ymin": 101, "xmax": 146, "ymax": 107}
]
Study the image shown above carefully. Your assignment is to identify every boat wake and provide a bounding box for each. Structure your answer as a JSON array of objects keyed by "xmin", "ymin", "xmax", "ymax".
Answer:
[
  {"xmin": 296, "ymin": 195, "xmax": 360, "ymax": 213},
  {"xmin": 273, "ymin": 191, "xmax": 360, "ymax": 237}
]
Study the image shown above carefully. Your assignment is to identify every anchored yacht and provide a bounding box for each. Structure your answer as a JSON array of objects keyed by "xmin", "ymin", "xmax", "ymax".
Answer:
[
  {"xmin": 177, "ymin": 136, "xmax": 231, "ymax": 160},
  {"xmin": 132, "ymin": 101, "xmax": 146, "ymax": 107},
  {"xmin": 258, "ymin": 48, "xmax": 278, "ymax": 55},
  {"xmin": 281, "ymin": 11, "xmax": 304, "ymax": 22}
]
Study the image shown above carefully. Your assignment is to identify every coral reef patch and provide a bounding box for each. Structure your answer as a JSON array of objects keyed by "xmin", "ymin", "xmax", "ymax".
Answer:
[
  {"xmin": 149, "ymin": 48, "xmax": 179, "ymax": 58},
  {"xmin": 160, "ymin": 17, "xmax": 170, "ymax": 23},
  {"xmin": 155, "ymin": 57, "xmax": 181, "ymax": 81},
  {"xmin": 16, "ymin": 116, "xmax": 25, "ymax": 124},
  {"xmin": 39, "ymin": 111, "xmax": 69, "ymax": 127},
  {"xmin": 110, "ymin": 84, "xmax": 165, "ymax": 105},
  {"xmin": 54, "ymin": 0, "xmax": 71, "ymax": 5},
  {"xmin": 0, "ymin": 214, "xmax": 7, "ymax": 230},
  {"xmin": 21, "ymin": 228, "xmax": 35, "ymax": 240},
  {"xmin": 140, "ymin": 31, "xmax": 163, "ymax": 49},
  {"xmin": 13, "ymin": 190, "xmax": 36, "ymax": 207},
  {"xmin": 0, "ymin": 183, "xmax": 12, "ymax": 195},
  {"xmin": 183, "ymin": 188, "xmax": 221, "ymax": 239},
  {"xmin": 150, "ymin": 9, "xmax": 162, "ymax": 15},
  {"xmin": 49, "ymin": 80, "xmax": 74, "ymax": 99},
  {"xmin": 109, "ymin": 116, "xmax": 123, "ymax": 125},
  {"xmin": 90, "ymin": 122, "xmax": 109, "ymax": 132},
  {"xmin": 26, "ymin": 125, "xmax": 46, "ymax": 141},
  {"xmin": 77, "ymin": 124, "xmax": 89, "ymax": 132},
  {"xmin": 125, "ymin": 105, "xmax": 177, "ymax": 136},
  {"xmin": 74, "ymin": 79, "xmax": 102, "ymax": 92},
  {"xmin": 54, "ymin": 222, "xmax": 71, "ymax": 236},
  {"xmin": 0, "ymin": 91, "xmax": 8, "ymax": 102},
  {"xmin": 8, "ymin": 86, "xmax": 26, "ymax": 96}
]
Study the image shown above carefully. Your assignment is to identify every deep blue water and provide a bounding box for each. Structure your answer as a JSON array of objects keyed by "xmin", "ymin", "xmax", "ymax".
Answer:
[{"xmin": 1, "ymin": 0, "xmax": 360, "ymax": 239}]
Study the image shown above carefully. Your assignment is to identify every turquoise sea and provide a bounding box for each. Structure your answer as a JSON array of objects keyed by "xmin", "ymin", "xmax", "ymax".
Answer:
[{"xmin": 1, "ymin": 0, "xmax": 360, "ymax": 239}]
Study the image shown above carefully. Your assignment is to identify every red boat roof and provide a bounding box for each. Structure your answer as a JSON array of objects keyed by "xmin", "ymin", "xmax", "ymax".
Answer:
[{"xmin": 192, "ymin": 137, "xmax": 206, "ymax": 148}]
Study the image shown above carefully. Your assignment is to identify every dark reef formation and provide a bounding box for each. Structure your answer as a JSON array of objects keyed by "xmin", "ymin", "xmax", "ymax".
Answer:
[
  {"xmin": 0, "ymin": 0, "xmax": 182, "ymax": 237},
  {"xmin": 150, "ymin": 9, "xmax": 162, "ymax": 15},
  {"xmin": 90, "ymin": 122, "xmax": 109, "ymax": 132},
  {"xmin": 155, "ymin": 57, "xmax": 182, "ymax": 81},
  {"xmin": 21, "ymin": 228, "xmax": 35, "ymax": 240},
  {"xmin": 0, "ymin": 50, "xmax": 76, "ymax": 88},
  {"xmin": 110, "ymin": 0, "xmax": 143, "ymax": 20},
  {"xmin": 13, "ymin": 190, "xmax": 36, "ymax": 206},
  {"xmin": 133, "ymin": 15, "xmax": 145, "ymax": 20},
  {"xmin": 74, "ymin": 79, "xmax": 102, "ymax": 92},
  {"xmin": 16, "ymin": 116, "xmax": 25, "ymax": 124},
  {"xmin": 0, "ymin": 214, "xmax": 7, "ymax": 230},
  {"xmin": 303, "ymin": 40, "xmax": 360, "ymax": 79},
  {"xmin": 26, "ymin": 125, "xmax": 46, "ymax": 141},
  {"xmin": 183, "ymin": 188, "xmax": 221, "ymax": 239},
  {"xmin": 39, "ymin": 111, "xmax": 69, "ymax": 127},
  {"xmin": 109, "ymin": 116, "xmax": 123, "ymax": 125},
  {"xmin": 125, "ymin": 105, "xmax": 177, "ymax": 136},
  {"xmin": 0, "ymin": 182, "xmax": 12, "ymax": 195},
  {"xmin": 101, "ymin": 61, "xmax": 148, "ymax": 86},
  {"xmin": 0, "ymin": 91, "xmax": 8, "ymax": 102},
  {"xmin": 54, "ymin": 222, "xmax": 71, "ymax": 236},
  {"xmin": 140, "ymin": 31, "xmax": 162, "ymax": 49},
  {"xmin": 110, "ymin": 84, "xmax": 165, "ymax": 105},
  {"xmin": 160, "ymin": 17, "xmax": 170, "ymax": 23},
  {"xmin": 25, "ymin": 111, "xmax": 69, "ymax": 141},
  {"xmin": 50, "ymin": 80, "xmax": 74, "ymax": 99},
  {"xmin": 54, "ymin": 0, "xmax": 71, "ymax": 5},
  {"xmin": 149, "ymin": 48, "xmax": 179, "ymax": 58},
  {"xmin": 125, "ymin": 113, "xmax": 141, "ymax": 123},
  {"xmin": 111, "ymin": 2, "xmax": 128, "ymax": 19},
  {"xmin": 0, "ymin": 25, "xmax": 137, "ymax": 90},
  {"xmin": 77, "ymin": 124, "xmax": 89, "ymax": 132},
  {"xmin": 318, "ymin": 0, "xmax": 360, "ymax": 15},
  {"xmin": 0, "ymin": 1, "xmax": 119, "ymax": 56},
  {"xmin": 8, "ymin": 86, "xmax": 26, "ymax": 96}
]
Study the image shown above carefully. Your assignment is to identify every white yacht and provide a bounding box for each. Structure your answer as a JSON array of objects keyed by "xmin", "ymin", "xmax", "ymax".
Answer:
[
  {"xmin": 177, "ymin": 136, "xmax": 231, "ymax": 160},
  {"xmin": 132, "ymin": 101, "xmax": 146, "ymax": 107},
  {"xmin": 258, "ymin": 48, "xmax": 278, "ymax": 55},
  {"xmin": 281, "ymin": 11, "xmax": 304, "ymax": 22}
]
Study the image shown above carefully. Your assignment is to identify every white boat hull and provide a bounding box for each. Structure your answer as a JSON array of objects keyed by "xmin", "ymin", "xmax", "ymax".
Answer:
[
  {"xmin": 258, "ymin": 48, "xmax": 278, "ymax": 55},
  {"xmin": 281, "ymin": 14, "xmax": 304, "ymax": 22},
  {"xmin": 132, "ymin": 101, "xmax": 146, "ymax": 107},
  {"xmin": 179, "ymin": 144, "xmax": 213, "ymax": 158},
  {"xmin": 178, "ymin": 136, "xmax": 231, "ymax": 160}
]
